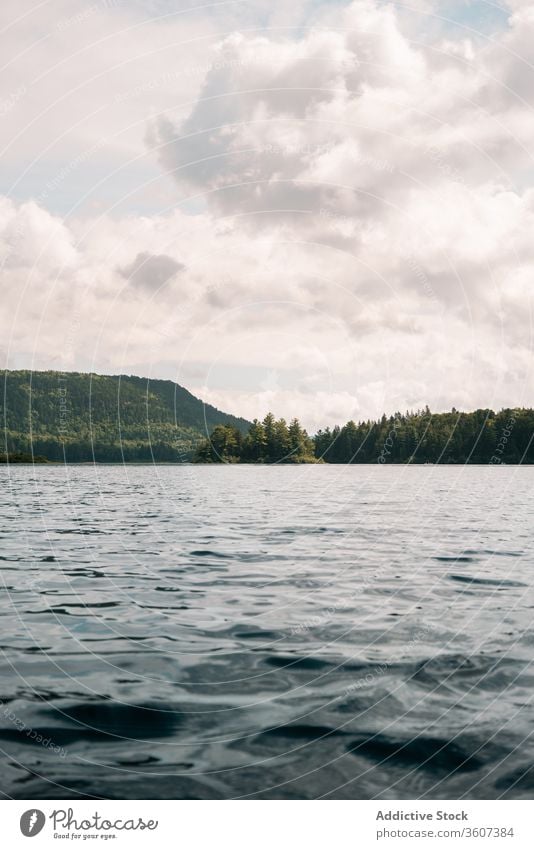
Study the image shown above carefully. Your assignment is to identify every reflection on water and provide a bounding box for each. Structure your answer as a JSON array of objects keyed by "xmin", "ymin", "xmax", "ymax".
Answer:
[{"xmin": 0, "ymin": 464, "xmax": 533, "ymax": 799}]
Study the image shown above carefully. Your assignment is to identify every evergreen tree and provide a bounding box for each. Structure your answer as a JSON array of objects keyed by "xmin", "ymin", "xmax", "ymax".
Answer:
[
  {"xmin": 272, "ymin": 418, "xmax": 290, "ymax": 461},
  {"xmin": 243, "ymin": 419, "xmax": 266, "ymax": 461},
  {"xmin": 262, "ymin": 413, "xmax": 278, "ymax": 461}
]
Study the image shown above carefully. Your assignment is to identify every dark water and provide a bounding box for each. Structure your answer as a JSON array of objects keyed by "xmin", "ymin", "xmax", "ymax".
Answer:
[{"xmin": 1, "ymin": 465, "xmax": 534, "ymax": 800}]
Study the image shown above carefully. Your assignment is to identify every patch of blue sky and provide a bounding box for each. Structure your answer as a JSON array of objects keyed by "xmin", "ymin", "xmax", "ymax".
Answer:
[
  {"xmin": 0, "ymin": 153, "xmax": 209, "ymax": 218},
  {"xmin": 398, "ymin": 0, "xmax": 510, "ymax": 40}
]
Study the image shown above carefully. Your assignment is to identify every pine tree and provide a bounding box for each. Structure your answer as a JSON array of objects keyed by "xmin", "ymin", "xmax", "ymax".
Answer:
[
  {"xmin": 243, "ymin": 419, "xmax": 266, "ymax": 461},
  {"xmin": 262, "ymin": 413, "xmax": 277, "ymax": 461}
]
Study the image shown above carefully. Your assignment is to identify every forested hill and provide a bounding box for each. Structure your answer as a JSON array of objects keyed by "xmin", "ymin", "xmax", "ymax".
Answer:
[{"xmin": 1, "ymin": 370, "xmax": 250, "ymax": 462}]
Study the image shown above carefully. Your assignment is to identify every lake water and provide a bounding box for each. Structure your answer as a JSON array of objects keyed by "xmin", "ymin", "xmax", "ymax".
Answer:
[{"xmin": 0, "ymin": 464, "xmax": 533, "ymax": 800}]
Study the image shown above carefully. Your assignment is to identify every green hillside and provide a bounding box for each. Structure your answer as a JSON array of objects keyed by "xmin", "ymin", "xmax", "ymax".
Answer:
[{"xmin": 1, "ymin": 370, "xmax": 250, "ymax": 462}]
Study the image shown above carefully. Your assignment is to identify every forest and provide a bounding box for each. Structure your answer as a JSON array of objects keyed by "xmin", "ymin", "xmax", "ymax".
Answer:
[
  {"xmin": 195, "ymin": 408, "xmax": 534, "ymax": 464},
  {"xmin": 1, "ymin": 370, "xmax": 533, "ymax": 464},
  {"xmin": 194, "ymin": 414, "xmax": 317, "ymax": 463},
  {"xmin": 1, "ymin": 370, "xmax": 249, "ymax": 462}
]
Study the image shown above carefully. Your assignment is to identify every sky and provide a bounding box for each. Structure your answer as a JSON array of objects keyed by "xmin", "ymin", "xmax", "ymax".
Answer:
[{"xmin": 1, "ymin": 0, "xmax": 533, "ymax": 430}]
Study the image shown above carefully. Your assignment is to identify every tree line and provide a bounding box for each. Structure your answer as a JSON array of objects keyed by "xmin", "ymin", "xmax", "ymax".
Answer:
[
  {"xmin": 195, "ymin": 413, "xmax": 317, "ymax": 463},
  {"xmin": 3, "ymin": 368, "xmax": 533, "ymax": 464},
  {"xmin": 195, "ymin": 408, "xmax": 534, "ymax": 464}
]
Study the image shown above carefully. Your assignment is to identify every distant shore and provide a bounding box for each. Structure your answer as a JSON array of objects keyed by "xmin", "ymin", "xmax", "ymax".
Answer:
[
  {"xmin": 2, "ymin": 458, "xmax": 533, "ymax": 467},
  {"xmin": 2, "ymin": 369, "xmax": 532, "ymax": 465}
]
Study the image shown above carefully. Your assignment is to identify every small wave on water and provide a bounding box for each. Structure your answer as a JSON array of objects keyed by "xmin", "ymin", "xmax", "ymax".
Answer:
[
  {"xmin": 448, "ymin": 574, "xmax": 527, "ymax": 588},
  {"xmin": 0, "ymin": 465, "xmax": 534, "ymax": 799}
]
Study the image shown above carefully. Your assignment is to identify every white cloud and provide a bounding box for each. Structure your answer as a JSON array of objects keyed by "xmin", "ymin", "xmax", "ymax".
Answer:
[{"xmin": 1, "ymin": 0, "xmax": 533, "ymax": 427}]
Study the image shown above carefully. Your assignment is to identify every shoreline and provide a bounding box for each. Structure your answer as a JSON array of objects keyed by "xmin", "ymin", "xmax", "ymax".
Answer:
[{"xmin": 1, "ymin": 461, "xmax": 533, "ymax": 467}]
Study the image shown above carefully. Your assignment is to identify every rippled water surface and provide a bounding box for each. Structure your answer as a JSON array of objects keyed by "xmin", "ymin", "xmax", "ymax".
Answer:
[{"xmin": 1, "ymin": 465, "xmax": 534, "ymax": 799}]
